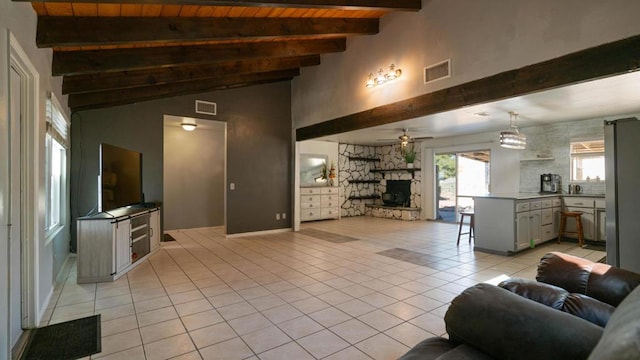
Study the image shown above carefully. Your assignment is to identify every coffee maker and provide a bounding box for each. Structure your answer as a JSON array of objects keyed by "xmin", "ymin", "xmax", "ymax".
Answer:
[{"xmin": 540, "ymin": 174, "xmax": 561, "ymax": 193}]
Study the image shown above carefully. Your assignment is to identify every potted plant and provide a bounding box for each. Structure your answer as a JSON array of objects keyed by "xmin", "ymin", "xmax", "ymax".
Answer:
[{"xmin": 404, "ymin": 144, "xmax": 417, "ymax": 168}]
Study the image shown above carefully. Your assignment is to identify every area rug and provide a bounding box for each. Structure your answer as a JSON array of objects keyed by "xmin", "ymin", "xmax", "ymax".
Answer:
[{"xmin": 21, "ymin": 315, "xmax": 101, "ymax": 360}]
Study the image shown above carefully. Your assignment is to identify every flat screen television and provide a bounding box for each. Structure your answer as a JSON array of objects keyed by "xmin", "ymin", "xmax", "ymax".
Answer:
[{"xmin": 99, "ymin": 143, "xmax": 143, "ymax": 212}]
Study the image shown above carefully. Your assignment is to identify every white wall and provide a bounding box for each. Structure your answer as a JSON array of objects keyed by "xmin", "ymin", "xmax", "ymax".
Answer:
[
  {"xmin": 421, "ymin": 131, "xmax": 520, "ymax": 219},
  {"xmin": 292, "ymin": 0, "xmax": 640, "ymax": 128},
  {"xmin": 1, "ymin": 1, "xmax": 68, "ymax": 357}
]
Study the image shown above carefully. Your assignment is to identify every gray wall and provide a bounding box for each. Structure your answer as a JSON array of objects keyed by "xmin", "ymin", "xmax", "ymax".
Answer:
[
  {"xmin": 163, "ymin": 116, "xmax": 225, "ymax": 230},
  {"xmin": 70, "ymin": 81, "xmax": 292, "ymax": 250}
]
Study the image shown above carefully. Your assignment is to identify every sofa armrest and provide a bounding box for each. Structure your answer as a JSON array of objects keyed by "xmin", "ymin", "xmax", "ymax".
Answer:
[
  {"xmin": 445, "ymin": 283, "xmax": 603, "ymax": 360},
  {"xmin": 537, "ymin": 252, "xmax": 640, "ymax": 306}
]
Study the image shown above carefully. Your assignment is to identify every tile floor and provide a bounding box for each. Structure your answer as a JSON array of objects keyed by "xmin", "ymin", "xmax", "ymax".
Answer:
[{"xmin": 42, "ymin": 216, "xmax": 605, "ymax": 360}]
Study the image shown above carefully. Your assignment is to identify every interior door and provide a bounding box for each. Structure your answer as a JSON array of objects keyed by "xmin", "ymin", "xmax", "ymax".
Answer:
[{"xmin": 9, "ymin": 65, "xmax": 23, "ymax": 348}]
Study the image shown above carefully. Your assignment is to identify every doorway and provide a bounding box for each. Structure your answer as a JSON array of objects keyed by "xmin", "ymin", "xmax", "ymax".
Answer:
[
  {"xmin": 435, "ymin": 150, "xmax": 490, "ymax": 223},
  {"xmin": 163, "ymin": 115, "xmax": 226, "ymax": 231}
]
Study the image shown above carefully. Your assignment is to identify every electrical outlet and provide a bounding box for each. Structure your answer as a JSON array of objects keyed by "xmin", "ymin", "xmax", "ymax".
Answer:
[
  {"xmin": 282, "ymin": 213, "xmax": 286, "ymax": 220},
  {"xmin": 230, "ymin": 183, "xmax": 235, "ymax": 190},
  {"xmin": 276, "ymin": 213, "xmax": 280, "ymax": 220}
]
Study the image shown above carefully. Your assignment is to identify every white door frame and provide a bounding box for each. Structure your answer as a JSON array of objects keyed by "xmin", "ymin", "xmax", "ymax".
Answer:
[
  {"xmin": 1, "ymin": 27, "xmax": 11, "ymax": 360},
  {"xmin": 9, "ymin": 33, "xmax": 40, "ymax": 331}
]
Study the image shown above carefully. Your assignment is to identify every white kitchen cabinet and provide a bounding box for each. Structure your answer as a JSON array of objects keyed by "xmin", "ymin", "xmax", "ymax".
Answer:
[
  {"xmin": 77, "ymin": 206, "xmax": 161, "ymax": 283},
  {"xmin": 516, "ymin": 200, "xmax": 542, "ymax": 250},
  {"xmin": 475, "ymin": 196, "xmax": 560, "ymax": 255},
  {"xmin": 564, "ymin": 197, "xmax": 595, "ymax": 241}
]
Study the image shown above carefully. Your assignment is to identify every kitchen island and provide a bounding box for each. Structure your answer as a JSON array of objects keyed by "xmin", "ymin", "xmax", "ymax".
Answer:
[{"xmin": 473, "ymin": 193, "xmax": 605, "ymax": 255}]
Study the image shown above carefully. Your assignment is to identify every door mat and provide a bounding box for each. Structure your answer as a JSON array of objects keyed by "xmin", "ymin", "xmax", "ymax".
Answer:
[
  {"xmin": 163, "ymin": 233, "xmax": 177, "ymax": 242},
  {"xmin": 21, "ymin": 315, "xmax": 101, "ymax": 360},
  {"xmin": 299, "ymin": 228, "xmax": 359, "ymax": 243}
]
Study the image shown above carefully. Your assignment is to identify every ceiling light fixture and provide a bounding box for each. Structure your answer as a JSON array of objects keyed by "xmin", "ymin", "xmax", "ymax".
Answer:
[
  {"xmin": 181, "ymin": 119, "xmax": 197, "ymax": 131},
  {"xmin": 365, "ymin": 64, "xmax": 402, "ymax": 88},
  {"xmin": 500, "ymin": 111, "xmax": 526, "ymax": 149}
]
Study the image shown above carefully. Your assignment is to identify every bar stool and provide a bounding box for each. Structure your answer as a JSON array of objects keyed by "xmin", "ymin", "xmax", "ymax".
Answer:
[
  {"xmin": 457, "ymin": 212, "xmax": 475, "ymax": 245},
  {"xmin": 558, "ymin": 211, "xmax": 585, "ymax": 247}
]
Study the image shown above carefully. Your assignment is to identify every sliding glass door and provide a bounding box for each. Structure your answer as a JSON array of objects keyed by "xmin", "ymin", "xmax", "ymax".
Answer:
[{"xmin": 436, "ymin": 150, "xmax": 490, "ymax": 223}]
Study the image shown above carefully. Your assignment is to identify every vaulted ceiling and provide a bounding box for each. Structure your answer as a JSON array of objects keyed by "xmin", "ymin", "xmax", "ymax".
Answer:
[{"xmin": 20, "ymin": 0, "xmax": 421, "ymax": 111}]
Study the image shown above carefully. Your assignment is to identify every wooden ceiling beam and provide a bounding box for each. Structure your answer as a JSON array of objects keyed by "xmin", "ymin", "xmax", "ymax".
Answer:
[
  {"xmin": 69, "ymin": 68, "xmax": 300, "ymax": 111},
  {"xmin": 20, "ymin": 0, "xmax": 421, "ymax": 12},
  {"xmin": 62, "ymin": 55, "xmax": 319, "ymax": 94},
  {"xmin": 37, "ymin": 16, "xmax": 378, "ymax": 47},
  {"xmin": 53, "ymin": 37, "xmax": 345, "ymax": 75},
  {"xmin": 297, "ymin": 34, "xmax": 640, "ymax": 141}
]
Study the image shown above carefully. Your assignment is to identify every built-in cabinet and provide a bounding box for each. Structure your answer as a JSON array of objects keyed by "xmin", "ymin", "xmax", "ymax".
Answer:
[
  {"xmin": 563, "ymin": 197, "xmax": 606, "ymax": 242},
  {"xmin": 77, "ymin": 206, "xmax": 161, "ymax": 283},
  {"xmin": 515, "ymin": 201, "xmax": 541, "ymax": 250},
  {"xmin": 475, "ymin": 195, "xmax": 560, "ymax": 255},
  {"xmin": 475, "ymin": 195, "xmax": 604, "ymax": 254},
  {"xmin": 300, "ymin": 187, "xmax": 340, "ymax": 222}
]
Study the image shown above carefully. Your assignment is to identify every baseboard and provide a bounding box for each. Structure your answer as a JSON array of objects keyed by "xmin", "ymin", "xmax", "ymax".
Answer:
[{"xmin": 226, "ymin": 228, "xmax": 292, "ymax": 238}]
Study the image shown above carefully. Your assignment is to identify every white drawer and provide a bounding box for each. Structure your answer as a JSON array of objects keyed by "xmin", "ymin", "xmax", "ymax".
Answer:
[
  {"xmin": 552, "ymin": 199, "xmax": 562, "ymax": 207},
  {"xmin": 529, "ymin": 201, "xmax": 542, "ymax": 210},
  {"xmin": 595, "ymin": 198, "xmax": 606, "ymax": 208},
  {"xmin": 301, "ymin": 187, "xmax": 322, "ymax": 195},
  {"xmin": 301, "ymin": 194, "xmax": 321, "ymax": 203},
  {"xmin": 321, "ymin": 199, "xmax": 339, "ymax": 208},
  {"xmin": 321, "ymin": 207, "xmax": 340, "ymax": 218},
  {"xmin": 541, "ymin": 199, "xmax": 553, "ymax": 209},
  {"xmin": 564, "ymin": 197, "xmax": 594, "ymax": 208},
  {"xmin": 516, "ymin": 201, "xmax": 530, "ymax": 212},
  {"xmin": 301, "ymin": 209, "xmax": 322, "ymax": 221},
  {"xmin": 542, "ymin": 224, "xmax": 555, "ymax": 241},
  {"xmin": 321, "ymin": 187, "xmax": 339, "ymax": 195},
  {"xmin": 301, "ymin": 200, "xmax": 321, "ymax": 209},
  {"xmin": 541, "ymin": 208, "xmax": 553, "ymax": 225}
]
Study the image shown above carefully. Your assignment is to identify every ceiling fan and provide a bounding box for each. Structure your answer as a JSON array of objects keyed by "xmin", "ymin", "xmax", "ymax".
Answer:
[{"xmin": 376, "ymin": 128, "xmax": 433, "ymax": 146}]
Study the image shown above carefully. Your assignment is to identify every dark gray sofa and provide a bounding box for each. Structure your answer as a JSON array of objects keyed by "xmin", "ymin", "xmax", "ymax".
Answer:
[{"xmin": 399, "ymin": 252, "xmax": 640, "ymax": 360}]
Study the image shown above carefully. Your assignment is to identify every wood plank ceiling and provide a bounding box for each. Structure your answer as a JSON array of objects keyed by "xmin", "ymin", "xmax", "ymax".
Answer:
[{"xmin": 19, "ymin": 0, "xmax": 421, "ymax": 111}]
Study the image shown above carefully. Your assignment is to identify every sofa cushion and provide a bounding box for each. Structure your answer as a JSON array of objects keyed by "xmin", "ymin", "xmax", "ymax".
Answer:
[
  {"xmin": 588, "ymin": 285, "xmax": 640, "ymax": 359},
  {"xmin": 445, "ymin": 283, "xmax": 603, "ymax": 360},
  {"xmin": 499, "ymin": 278, "xmax": 615, "ymax": 327},
  {"xmin": 537, "ymin": 252, "xmax": 640, "ymax": 306},
  {"xmin": 397, "ymin": 337, "xmax": 459, "ymax": 360}
]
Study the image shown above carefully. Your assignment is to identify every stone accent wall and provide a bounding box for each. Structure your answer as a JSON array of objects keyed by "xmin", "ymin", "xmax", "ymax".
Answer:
[
  {"xmin": 365, "ymin": 205, "xmax": 421, "ymax": 221},
  {"xmin": 339, "ymin": 143, "xmax": 422, "ymax": 218}
]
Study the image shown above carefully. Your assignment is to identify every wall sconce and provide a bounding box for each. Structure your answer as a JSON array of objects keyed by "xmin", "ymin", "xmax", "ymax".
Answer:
[
  {"xmin": 181, "ymin": 119, "xmax": 197, "ymax": 131},
  {"xmin": 365, "ymin": 64, "xmax": 402, "ymax": 88}
]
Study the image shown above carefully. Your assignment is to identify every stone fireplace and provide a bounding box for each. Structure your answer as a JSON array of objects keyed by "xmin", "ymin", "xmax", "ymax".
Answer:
[{"xmin": 339, "ymin": 143, "xmax": 422, "ymax": 221}]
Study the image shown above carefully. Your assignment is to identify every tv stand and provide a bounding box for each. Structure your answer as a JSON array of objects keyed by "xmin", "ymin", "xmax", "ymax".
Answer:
[{"xmin": 76, "ymin": 206, "xmax": 160, "ymax": 283}]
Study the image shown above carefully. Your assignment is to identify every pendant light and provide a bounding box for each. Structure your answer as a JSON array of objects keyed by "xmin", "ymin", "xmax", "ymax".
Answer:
[{"xmin": 500, "ymin": 111, "xmax": 526, "ymax": 149}]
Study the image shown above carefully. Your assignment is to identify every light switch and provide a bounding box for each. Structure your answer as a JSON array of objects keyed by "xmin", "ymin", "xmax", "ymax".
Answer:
[{"xmin": 230, "ymin": 183, "xmax": 235, "ymax": 190}]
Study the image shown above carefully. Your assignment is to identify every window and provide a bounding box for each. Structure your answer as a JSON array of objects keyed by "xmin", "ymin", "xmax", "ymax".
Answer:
[
  {"xmin": 45, "ymin": 94, "xmax": 69, "ymax": 238},
  {"xmin": 570, "ymin": 139, "xmax": 605, "ymax": 182}
]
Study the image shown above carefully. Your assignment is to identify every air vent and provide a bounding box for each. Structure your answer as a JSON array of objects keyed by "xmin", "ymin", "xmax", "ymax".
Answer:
[
  {"xmin": 424, "ymin": 59, "xmax": 451, "ymax": 84},
  {"xmin": 195, "ymin": 100, "xmax": 217, "ymax": 116}
]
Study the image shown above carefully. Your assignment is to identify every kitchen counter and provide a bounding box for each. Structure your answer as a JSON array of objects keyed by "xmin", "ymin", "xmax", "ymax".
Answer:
[
  {"xmin": 472, "ymin": 193, "xmax": 606, "ymax": 255},
  {"xmin": 474, "ymin": 192, "xmax": 604, "ymax": 200}
]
